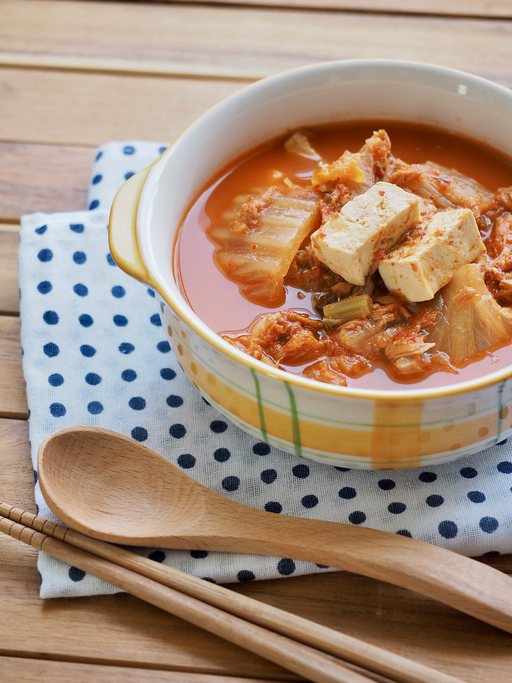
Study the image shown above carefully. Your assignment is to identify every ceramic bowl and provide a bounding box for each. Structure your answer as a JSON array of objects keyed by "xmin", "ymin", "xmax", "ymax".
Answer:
[{"xmin": 109, "ymin": 59, "xmax": 512, "ymax": 469}]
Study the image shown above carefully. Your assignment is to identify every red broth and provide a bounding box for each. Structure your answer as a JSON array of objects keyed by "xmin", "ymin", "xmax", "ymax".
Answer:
[{"xmin": 173, "ymin": 121, "xmax": 512, "ymax": 391}]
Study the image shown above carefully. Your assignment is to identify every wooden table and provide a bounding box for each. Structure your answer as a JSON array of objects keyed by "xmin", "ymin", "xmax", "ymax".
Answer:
[{"xmin": 3, "ymin": 1, "xmax": 512, "ymax": 680}]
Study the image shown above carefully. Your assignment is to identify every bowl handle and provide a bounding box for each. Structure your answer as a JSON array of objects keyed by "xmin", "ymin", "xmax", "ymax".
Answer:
[{"xmin": 108, "ymin": 166, "xmax": 153, "ymax": 285}]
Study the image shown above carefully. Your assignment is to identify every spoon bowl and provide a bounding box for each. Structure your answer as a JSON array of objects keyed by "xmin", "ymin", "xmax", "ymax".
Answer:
[{"xmin": 38, "ymin": 425, "xmax": 512, "ymax": 634}]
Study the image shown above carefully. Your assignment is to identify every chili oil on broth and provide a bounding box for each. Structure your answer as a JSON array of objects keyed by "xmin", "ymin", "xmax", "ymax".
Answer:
[{"xmin": 173, "ymin": 121, "xmax": 512, "ymax": 391}]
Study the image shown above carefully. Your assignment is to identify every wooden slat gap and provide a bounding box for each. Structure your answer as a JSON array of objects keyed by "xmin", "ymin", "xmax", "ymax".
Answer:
[
  {"xmin": 0, "ymin": 647, "xmax": 298, "ymax": 681},
  {"xmin": 0, "ymin": 52, "xmax": 261, "ymax": 83}
]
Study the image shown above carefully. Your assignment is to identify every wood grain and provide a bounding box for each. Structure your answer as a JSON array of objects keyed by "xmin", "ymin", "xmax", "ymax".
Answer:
[
  {"xmin": 3, "ymin": 1, "xmax": 512, "ymax": 85},
  {"xmin": 0, "ymin": 232, "xmax": 20, "ymax": 315},
  {"xmin": 0, "ymin": 317, "xmax": 28, "ymax": 418}
]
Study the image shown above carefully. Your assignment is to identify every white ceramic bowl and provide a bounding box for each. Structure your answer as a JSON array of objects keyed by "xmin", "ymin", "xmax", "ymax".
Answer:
[{"xmin": 109, "ymin": 59, "xmax": 512, "ymax": 469}]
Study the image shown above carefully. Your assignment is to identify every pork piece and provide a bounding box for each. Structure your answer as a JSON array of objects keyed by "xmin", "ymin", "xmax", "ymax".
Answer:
[
  {"xmin": 285, "ymin": 244, "xmax": 346, "ymax": 293},
  {"xmin": 209, "ymin": 185, "xmax": 321, "ymax": 307},
  {"xmin": 303, "ymin": 353, "xmax": 372, "ymax": 386},
  {"xmin": 379, "ymin": 208, "xmax": 486, "ymax": 302},
  {"xmin": 223, "ymin": 310, "xmax": 332, "ymax": 366},
  {"xmin": 386, "ymin": 159, "xmax": 494, "ymax": 215},
  {"xmin": 311, "ymin": 129, "xmax": 392, "ymax": 195},
  {"xmin": 482, "ymin": 213, "xmax": 512, "ymax": 304},
  {"xmin": 311, "ymin": 182, "xmax": 420, "ymax": 286},
  {"xmin": 383, "ymin": 308, "xmax": 438, "ymax": 376}
]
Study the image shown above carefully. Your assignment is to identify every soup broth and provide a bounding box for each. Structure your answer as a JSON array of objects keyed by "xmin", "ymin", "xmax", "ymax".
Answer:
[{"xmin": 174, "ymin": 121, "xmax": 512, "ymax": 391}]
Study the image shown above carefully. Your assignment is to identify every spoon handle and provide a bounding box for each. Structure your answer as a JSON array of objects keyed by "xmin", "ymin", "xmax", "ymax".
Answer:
[
  {"xmin": 217, "ymin": 510, "xmax": 512, "ymax": 636},
  {"xmin": 0, "ymin": 502, "xmax": 464, "ymax": 683}
]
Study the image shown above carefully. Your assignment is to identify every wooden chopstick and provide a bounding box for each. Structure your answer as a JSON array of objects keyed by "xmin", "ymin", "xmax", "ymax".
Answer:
[{"xmin": 0, "ymin": 503, "xmax": 465, "ymax": 683}]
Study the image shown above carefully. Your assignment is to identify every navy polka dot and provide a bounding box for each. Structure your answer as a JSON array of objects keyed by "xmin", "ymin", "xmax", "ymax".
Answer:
[
  {"xmin": 214, "ymin": 448, "xmax": 230, "ymax": 462},
  {"xmin": 159, "ymin": 146, "xmax": 167, "ymax": 154},
  {"xmin": 70, "ymin": 223, "xmax": 85, "ymax": 233},
  {"xmin": 69, "ymin": 566, "xmax": 86, "ymax": 582},
  {"xmin": 253, "ymin": 442, "xmax": 271, "ymax": 455},
  {"xmin": 480, "ymin": 516, "xmax": 499, "ymax": 533},
  {"xmin": 166, "ymin": 394, "xmax": 183, "ymax": 407},
  {"xmin": 111, "ymin": 286, "xmax": 126, "ymax": 298},
  {"xmin": 178, "ymin": 453, "xmax": 196, "ymax": 468},
  {"xmin": 73, "ymin": 283, "xmax": 88, "ymax": 296},
  {"xmin": 48, "ymin": 373, "xmax": 64, "ymax": 387},
  {"xmin": 147, "ymin": 288, "xmax": 156, "ymax": 297},
  {"xmin": 277, "ymin": 559, "xmax": 296, "ymax": 576},
  {"xmin": 497, "ymin": 461, "xmax": 512, "ymax": 474},
  {"xmin": 170, "ymin": 423, "xmax": 186, "ymax": 438},
  {"xmin": 80, "ymin": 344, "xmax": 96, "ymax": 357},
  {"xmin": 157, "ymin": 341, "xmax": 171, "ymax": 353},
  {"xmin": 468, "ymin": 491, "xmax": 486, "ymax": 503},
  {"xmin": 125, "ymin": 171, "xmax": 135, "ymax": 180},
  {"xmin": 292, "ymin": 464, "xmax": 309, "ymax": 478},
  {"xmin": 222, "ymin": 476, "xmax": 240, "ymax": 491},
  {"xmin": 498, "ymin": 439, "xmax": 508, "ymax": 446},
  {"xmin": 43, "ymin": 310, "xmax": 59, "ymax": 325},
  {"xmin": 96, "ymin": 150, "xmax": 103, "ymax": 161},
  {"xmin": 237, "ymin": 570, "xmax": 255, "ymax": 582},
  {"xmin": 335, "ymin": 467, "xmax": 350, "ymax": 472},
  {"xmin": 396, "ymin": 530, "xmax": 412, "ymax": 537},
  {"xmin": 121, "ymin": 369, "xmax": 137, "ymax": 382},
  {"xmin": 202, "ymin": 577, "xmax": 216, "ymax": 583},
  {"xmin": 50, "ymin": 403, "xmax": 66, "ymax": 417},
  {"xmin": 79, "ymin": 314, "xmax": 93, "ymax": 327},
  {"xmin": 191, "ymin": 550, "xmax": 208, "ymax": 559},
  {"xmin": 129, "ymin": 396, "xmax": 146, "ymax": 410},
  {"xmin": 150, "ymin": 313, "xmax": 162, "ymax": 327},
  {"xmin": 418, "ymin": 471, "xmax": 437, "ymax": 483},
  {"xmin": 265, "ymin": 502, "xmax": 282, "ymax": 513},
  {"xmin": 388, "ymin": 502, "xmax": 406, "ymax": 514},
  {"xmin": 85, "ymin": 372, "xmax": 102, "ymax": 385},
  {"xmin": 339, "ymin": 487, "xmax": 356, "ymax": 499},
  {"xmin": 426, "ymin": 495, "xmax": 444, "ymax": 507},
  {"xmin": 131, "ymin": 426, "xmax": 148, "ymax": 442},
  {"xmin": 210, "ymin": 420, "xmax": 228, "ymax": 433},
  {"xmin": 107, "ymin": 253, "xmax": 116, "ymax": 266},
  {"xmin": 261, "ymin": 469, "xmax": 277, "ymax": 484},
  {"xmin": 73, "ymin": 251, "xmax": 86, "ymax": 264},
  {"xmin": 438, "ymin": 520, "xmax": 458, "ymax": 539},
  {"xmin": 349, "ymin": 511, "xmax": 366, "ymax": 525},
  {"xmin": 89, "ymin": 199, "xmax": 100, "ymax": 210},
  {"xmin": 43, "ymin": 342, "xmax": 59, "ymax": 357},
  {"xmin": 113, "ymin": 315, "xmax": 128, "ymax": 327},
  {"xmin": 87, "ymin": 401, "xmax": 103, "ymax": 415},
  {"xmin": 92, "ymin": 175, "xmax": 102, "ymax": 185},
  {"xmin": 119, "ymin": 342, "xmax": 135, "ymax": 354},
  {"xmin": 123, "ymin": 145, "xmax": 135, "ymax": 155},
  {"xmin": 378, "ymin": 479, "xmax": 396, "ymax": 490},
  {"xmin": 160, "ymin": 368, "xmax": 176, "ymax": 380},
  {"xmin": 301, "ymin": 494, "xmax": 318, "ymax": 508},
  {"xmin": 460, "ymin": 467, "xmax": 478, "ymax": 478},
  {"xmin": 37, "ymin": 281, "xmax": 52, "ymax": 294},
  {"xmin": 149, "ymin": 550, "xmax": 166, "ymax": 563},
  {"xmin": 38, "ymin": 248, "xmax": 53, "ymax": 262},
  {"xmin": 35, "ymin": 224, "xmax": 47, "ymax": 235}
]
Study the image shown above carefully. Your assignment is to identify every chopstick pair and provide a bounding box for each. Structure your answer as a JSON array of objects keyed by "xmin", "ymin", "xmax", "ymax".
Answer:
[{"xmin": 0, "ymin": 502, "xmax": 464, "ymax": 683}]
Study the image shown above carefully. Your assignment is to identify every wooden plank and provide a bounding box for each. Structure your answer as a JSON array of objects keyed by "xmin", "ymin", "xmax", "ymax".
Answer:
[
  {"xmin": 0, "ymin": 317, "xmax": 27, "ymax": 419},
  {"xmin": 2, "ymin": 1, "xmax": 512, "ymax": 85},
  {"xmin": 0, "ymin": 143, "xmax": 93, "ymax": 222},
  {"xmin": 0, "ymin": 68, "xmax": 244, "ymax": 146},
  {"xmin": 0, "ymin": 232, "xmax": 19, "ymax": 316},
  {"xmin": 0, "ymin": 656, "xmax": 282, "ymax": 683}
]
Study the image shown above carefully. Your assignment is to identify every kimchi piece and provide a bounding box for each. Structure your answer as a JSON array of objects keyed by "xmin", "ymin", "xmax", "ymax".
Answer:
[{"xmin": 209, "ymin": 185, "xmax": 321, "ymax": 307}]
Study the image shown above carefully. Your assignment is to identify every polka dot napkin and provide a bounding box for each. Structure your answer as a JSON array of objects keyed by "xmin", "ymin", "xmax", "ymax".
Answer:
[{"xmin": 19, "ymin": 142, "xmax": 512, "ymax": 599}]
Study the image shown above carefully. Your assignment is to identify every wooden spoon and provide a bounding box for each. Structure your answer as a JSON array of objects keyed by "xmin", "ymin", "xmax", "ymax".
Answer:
[{"xmin": 38, "ymin": 425, "xmax": 512, "ymax": 635}]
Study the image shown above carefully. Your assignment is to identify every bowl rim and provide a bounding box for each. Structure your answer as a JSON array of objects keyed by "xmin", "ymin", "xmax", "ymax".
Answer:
[{"xmin": 137, "ymin": 58, "xmax": 512, "ymax": 402}]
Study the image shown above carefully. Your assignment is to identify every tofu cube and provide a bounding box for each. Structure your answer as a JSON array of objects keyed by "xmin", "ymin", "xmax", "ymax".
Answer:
[
  {"xmin": 310, "ymin": 182, "xmax": 420, "ymax": 286},
  {"xmin": 378, "ymin": 208, "xmax": 486, "ymax": 302}
]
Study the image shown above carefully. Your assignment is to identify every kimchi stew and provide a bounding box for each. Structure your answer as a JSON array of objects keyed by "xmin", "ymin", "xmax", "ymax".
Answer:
[{"xmin": 174, "ymin": 122, "xmax": 512, "ymax": 390}]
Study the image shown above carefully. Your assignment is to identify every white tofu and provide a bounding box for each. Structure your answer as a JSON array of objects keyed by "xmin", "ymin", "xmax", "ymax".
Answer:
[
  {"xmin": 378, "ymin": 208, "xmax": 486, "ymax": 302},
  {"xmin": 310, "ymin": 182, "xmax": 420, "ymax": 286}
]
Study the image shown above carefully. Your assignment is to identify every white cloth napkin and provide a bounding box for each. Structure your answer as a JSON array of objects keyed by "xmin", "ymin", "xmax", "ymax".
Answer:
[{"xmin": 19, "ymin": 141, "xmax": 512, "ymax": 599}]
